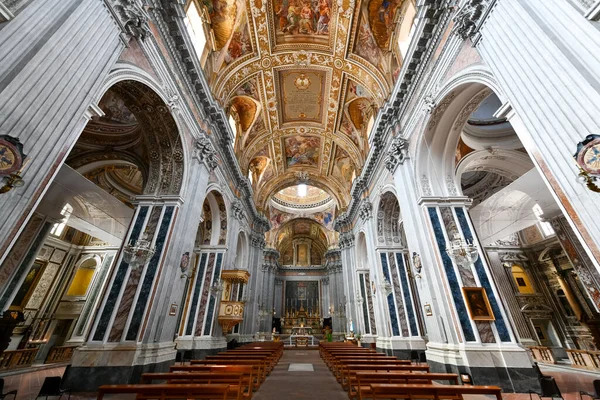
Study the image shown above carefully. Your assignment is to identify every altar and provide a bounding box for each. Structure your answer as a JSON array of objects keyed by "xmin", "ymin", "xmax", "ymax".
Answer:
[
  {"xmin": 289, "ymin": 334, "xmax": 314, "ymax": 346},
  {"xmin": 281, "ymin": 304, "xmax": 321, "ymax": 334}
]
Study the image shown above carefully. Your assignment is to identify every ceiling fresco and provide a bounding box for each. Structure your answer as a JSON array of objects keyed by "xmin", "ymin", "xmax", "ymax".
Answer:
[{"xmin": 195, "ymin": 0, "xmax": 415, "ymax": 257}]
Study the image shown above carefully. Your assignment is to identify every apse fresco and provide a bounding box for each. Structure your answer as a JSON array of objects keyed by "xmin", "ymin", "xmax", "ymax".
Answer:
[
  {"xmin": 355, "ymin": 17, "xmax": 382, "ymax": 68},
  {"xmin": 284, "ymin": 136, "xmax": 320, "ymax": 167},
  {"xmin": 332, "ymin": 146, "xmax": 355, "ymax": 189},
  {"xmin": 231, "ymin": 96, "xmax": 258, "ymax": 132},
  {"xmin": 347, "ymin": 97, "xmax": 372, "ymax": 132},
  {"xmin": 98, "ymin": 91, "xmax": 137, "ymax": 125},
  {"xmin": 313, "ymin": 209, "xmax": 334, "ymax": 229},
  {"xmin": 234, "ymin": 77, "xmax": 260, "ymax": 100},
  {"xmin": 294, "ymin": 220, "xmax": 311, "ymax": 234},
  {"xmin": 367, "ymin": 0, "xmax": 403, "ymax": 48},
  {"xmin": 273, "ymin": 0, "xmax": 331, "ymax": 44},
  {"xmin": 224, "ymin": 11, "xmax": 252, "ymax": 65},
  {"xmin": 270, "ymin": 207, "xmax": 294, "ymax": 229},
  {"xmin": 202, "ymin": 0, "xmax": 237, "ymax": 50},
  {"xmin": 339, "ymin": 114, "xmax": 360, "ymax": 147}
]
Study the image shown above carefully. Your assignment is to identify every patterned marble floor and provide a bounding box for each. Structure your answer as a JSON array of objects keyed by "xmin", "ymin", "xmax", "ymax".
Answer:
[{"xmin": 1, "ymin": 356, "xmax": 598, "ymax": 399}]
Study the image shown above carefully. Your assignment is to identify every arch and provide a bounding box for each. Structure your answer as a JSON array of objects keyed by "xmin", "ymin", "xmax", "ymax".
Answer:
[
  {"xmin": 196, "ymin": 190, "xmax": 228, "ymax": 246},
  {"xmin": 66, "ymin": 254, "xmax": 102, "ymax": 297},
  {"xmin": 414, "ymin": 66, "xmax": 505, "ymax": 197},
  {"xmin": 356, "ymin": 232, "xmax": 369, "ymax": 269},
  {"xmin": 98, "ymin": 64, "xmax": 191, "ymax": 197},
  {"xmin": 68, "ymin": 78, "xmax": 186, "ymax": 198},
  {"xmin": 376, "ymin": 191, "xmax": 406, "ymax": 247},
  {"xmin": 234, "ymin": 231, "xmax": 248, "ymax": 269}
]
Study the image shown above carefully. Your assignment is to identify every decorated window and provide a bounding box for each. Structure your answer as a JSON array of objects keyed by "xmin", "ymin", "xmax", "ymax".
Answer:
[
  {"xmin": 184, "ymin": 1, "xmax": 208, "ymax": 62},
  {"xmin": 50, "ymin": 203, "xmax": 73, "ymax": 237},
  {"xmin": 532, "ymin": 203, "xmax": 554, "ymax": 237}
]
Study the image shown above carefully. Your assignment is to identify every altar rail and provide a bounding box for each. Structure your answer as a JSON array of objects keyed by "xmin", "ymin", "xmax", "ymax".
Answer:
[
  {"xmin": 528, "ymin": 346, "xmax": 555, "ymax": 364},
  {"xmin": 46, "ymin": 345, "xmax": 78, "ymax": 364},
  {"xmin": 0, "ymin": 348, "xmax": 38, "ymax": 371},
  {"xmin": 566, "ymin": 349, "xmax": 600, "ymax": 370}
]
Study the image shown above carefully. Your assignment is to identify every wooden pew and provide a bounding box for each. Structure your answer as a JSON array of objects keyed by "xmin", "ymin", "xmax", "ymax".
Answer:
[
  {"xmin": 369, "ymin": 383, "xmax": 502, "ymax": 400},
  {"xmin": 140, "ymin": 372, "xmax": 250, "ymax": 400},
  {"xmin": 211, "ymin": 353, "xmax": 277, "ymax": 372},
  {"xmin": 185, "ymin": 361, "xmax": 265, "ymax": 387},
  {"xmin": 331, "ymin": 356, "xmax": 407, "ymax": 375},
  {"xmin": 335, "ymin": 360, "xmax": 416, "ymax": 384},
  {"xmin": 351, "ymin": 372, "xmax": 459, "ymax": 400},
  {"xmin": 340, "ymin": 364, "xmax": 431, "ymax": 390},
  {"xmin": 201, "ymin": 355, "xmax": 272, "ymax": 375},
  {"xmin": 96, "ymin": 383, "xmax": 230, "ymax": 400}
]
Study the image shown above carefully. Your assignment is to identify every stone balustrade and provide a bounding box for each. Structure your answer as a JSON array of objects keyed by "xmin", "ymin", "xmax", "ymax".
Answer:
[{"xmin": 566, "ymin": 349, "xmax": 600, "ymax": 370}]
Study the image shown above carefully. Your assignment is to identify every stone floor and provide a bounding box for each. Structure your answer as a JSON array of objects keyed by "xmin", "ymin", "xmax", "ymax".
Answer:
[{"xmin": 1, "ymin": 352, "xmax": 598, "ymax": 399}]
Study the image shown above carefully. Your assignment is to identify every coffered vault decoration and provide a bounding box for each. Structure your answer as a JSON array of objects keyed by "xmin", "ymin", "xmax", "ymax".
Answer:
[{"xmin": 194, "ymin": 0, "xmax": 417, "ymax": 211}]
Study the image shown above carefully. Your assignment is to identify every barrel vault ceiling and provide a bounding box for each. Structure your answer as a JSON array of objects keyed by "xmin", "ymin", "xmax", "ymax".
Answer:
[{"xmin": 197, "ymin": 0, "xmax": 415, "ymax": 211}]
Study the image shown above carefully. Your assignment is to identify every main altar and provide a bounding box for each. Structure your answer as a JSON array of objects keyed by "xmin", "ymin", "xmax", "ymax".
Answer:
[{"xmin": 281, "ymin": 303, "xmax": 321, "ymax": 334}]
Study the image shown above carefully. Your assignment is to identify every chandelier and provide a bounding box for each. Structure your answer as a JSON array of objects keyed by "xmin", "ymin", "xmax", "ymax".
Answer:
[
  {"xmin": 123, "ymin": 235, "xmax": 155, "ymax": 269},
  {"xmin": 446, "ymin": 233, "xmax": 479, "ymax": 267}
]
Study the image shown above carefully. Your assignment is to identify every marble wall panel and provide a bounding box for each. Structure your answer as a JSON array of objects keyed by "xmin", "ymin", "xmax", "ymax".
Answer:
[
  {"xmin": 428, "ymin": 207, "xmax": 475, "ymax": 342},
  {"xmin": 93, "ymin": 206, "xmax": 148, "ymax": 341},
  {"xmin": 381, "ymin": 252, "xmax": 402, "ymax": 336},
  {"xmin": 359, "ymin": 273, "xmax": 371, "ymax": 334},
  {"xmin": 185, "ymin": 253, "xmax": 208, "ymax": 335},
  {"xmin": 455, "ymin": 208, "xmax": 510, "ymax": 342},
  {"xmin": 126, "ymin": 206, "xmax": 174, "ymax": 341},
  {"xmin": 76, "ymin": 254, "xmax": 114, "ymax": 336},
  {"xmin": 25, "ymin": 262, "xmax": 60, "ymax": 310},
  {"xmin": 365, "ymin": 272, "xmax": 377, "ymax": 335},
  {"xmin": 195, "ymin": 253, "xmax": 217, "ymax": 336},
  {"xmin": 395, "ymin": 253, "xmax": 419, "ymax": 336},
  {"xmin": 203, "ymin": 254, "xmax": 223, "ymax": 336},
  {"xmin": 0, "ymin": 215, "xmax": 46, "ymax": 308}
]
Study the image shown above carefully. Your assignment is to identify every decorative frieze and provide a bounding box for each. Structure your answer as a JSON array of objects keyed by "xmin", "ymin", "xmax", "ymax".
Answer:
[{"xmin": 384, "ymin": 136, "xmax": 409, "ymax": 174}]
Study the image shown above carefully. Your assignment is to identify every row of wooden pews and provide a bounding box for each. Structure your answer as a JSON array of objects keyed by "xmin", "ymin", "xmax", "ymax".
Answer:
[
  {"xmin": 96, "ymin": 341, "xmax": 283, "ymax": 399},
  {"xmin": 320, "ymin": 342, "xmax": 503, "ymax": 400}
]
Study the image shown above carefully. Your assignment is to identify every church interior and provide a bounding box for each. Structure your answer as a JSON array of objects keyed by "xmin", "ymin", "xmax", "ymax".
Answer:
[{"xmin": 1, "ymin": 0, "xmax": 600, "ymax": 398}]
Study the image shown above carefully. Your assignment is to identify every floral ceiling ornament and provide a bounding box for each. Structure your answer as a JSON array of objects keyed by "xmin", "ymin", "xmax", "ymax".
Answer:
[
  {"xmin": 193, "ymin": 136, "xmax": 218, "ymax": 171},
  {"xmin": 112, "ymin": 0, "xmax": 151, "ymax": 41},
  {"xmin": 384, "ymin": 136, "xmax": 409, "ymax": 173},
  {"xmin": 423, "ymin": 95, "xmax": 436, "ymax": 115},
  {"xmin": 292, "ymin": 51, "xmax": 313, "ymax": 67}
]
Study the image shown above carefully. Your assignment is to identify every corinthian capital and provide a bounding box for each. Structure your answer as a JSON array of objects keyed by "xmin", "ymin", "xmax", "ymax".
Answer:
[{"xmin": 193, "ymin": 136, "xmax": 218, "ymax": 171}]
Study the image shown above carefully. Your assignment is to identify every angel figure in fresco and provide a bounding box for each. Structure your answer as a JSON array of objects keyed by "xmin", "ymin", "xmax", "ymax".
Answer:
[
  {"xmin": 316, "ymin": 0, "xmax": 330, "ymax": 34},
  {"xmin": 285, "ymin": 5, "xmax": 301, "ymax": 34},
  {"xmin": 299, "ymin": 2, "xmax": 315, "ymax": 34},
  {"xmin": 276, "ymin": 0, "xmax": 290, "ymax": 31}
]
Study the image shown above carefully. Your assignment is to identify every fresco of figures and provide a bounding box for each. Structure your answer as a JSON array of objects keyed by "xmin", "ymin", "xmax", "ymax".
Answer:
[
  {"xmin": 273, "ymin": 0, "xmax": 331, "ymax": 41},
  {"xmin": 284, "ymin": 135, "xmax": 321, "ymax": 167}
]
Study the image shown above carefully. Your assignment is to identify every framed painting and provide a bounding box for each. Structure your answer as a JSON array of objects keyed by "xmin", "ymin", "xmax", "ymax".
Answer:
[
  {"xmin": 10, "ymin": 260, "xmax": 46, "ymax": 310},
  {"xmin": 462, "ymin": 287, "xmax": 495, "ymax": 321}
]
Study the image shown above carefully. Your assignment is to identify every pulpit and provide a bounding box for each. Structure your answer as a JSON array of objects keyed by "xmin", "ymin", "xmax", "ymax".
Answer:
[{"xmin": 217, "ymin": 270, "xmax": 250, "ymax": 334}]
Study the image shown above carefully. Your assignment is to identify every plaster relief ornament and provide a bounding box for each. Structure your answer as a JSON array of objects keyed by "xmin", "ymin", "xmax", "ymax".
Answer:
[
  {"xmin": 113, "ymin": 0, "xmax": 151, "ymax": 40},
  {"xmin": 359, "ymin": 200, "xmax": 373, "ymax": 221},
  {"xmin": 384, "ymin": 136, "xmax": 408, "ymax": 173},
  {"xmin": 193, "ymin": 136, "xmax": 219, "ymax": 171},
  {"xmin": 294, "ymin": 73, "xmax": 311, "ymax": 90},
  {"xmin": 0, "ymin": 135, "xmax": 26, "ymax": 177},
  {"xmin": 231, "ymin": 199, "xmax": 245, "ymax": 220},
  {"xmin": 452, "ymin": 0, "xmax": 486, "ymax": 40}
]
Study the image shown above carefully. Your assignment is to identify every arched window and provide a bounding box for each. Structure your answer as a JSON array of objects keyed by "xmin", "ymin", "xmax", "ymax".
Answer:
[
  {"xmin": 50, "ymin": 203, "xmax": 73, "ymax": 237},
  {"xmin": 184, "ymin": 1, "xmax": 208, "ymax": 62},
  {"xmin": 511, "ymin": 265, "xmax": 535, "ymax": 294},
  {"xmin": 396, "ymin": 1, "xmax": 418, "ymax": 58},
  {"xmin": 532, "ymin": 203, "xmax": 554, "ymax": 237},
  {"xmin": 66, "ymin": 257, "xmax": 99, "ymax": 297}
]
